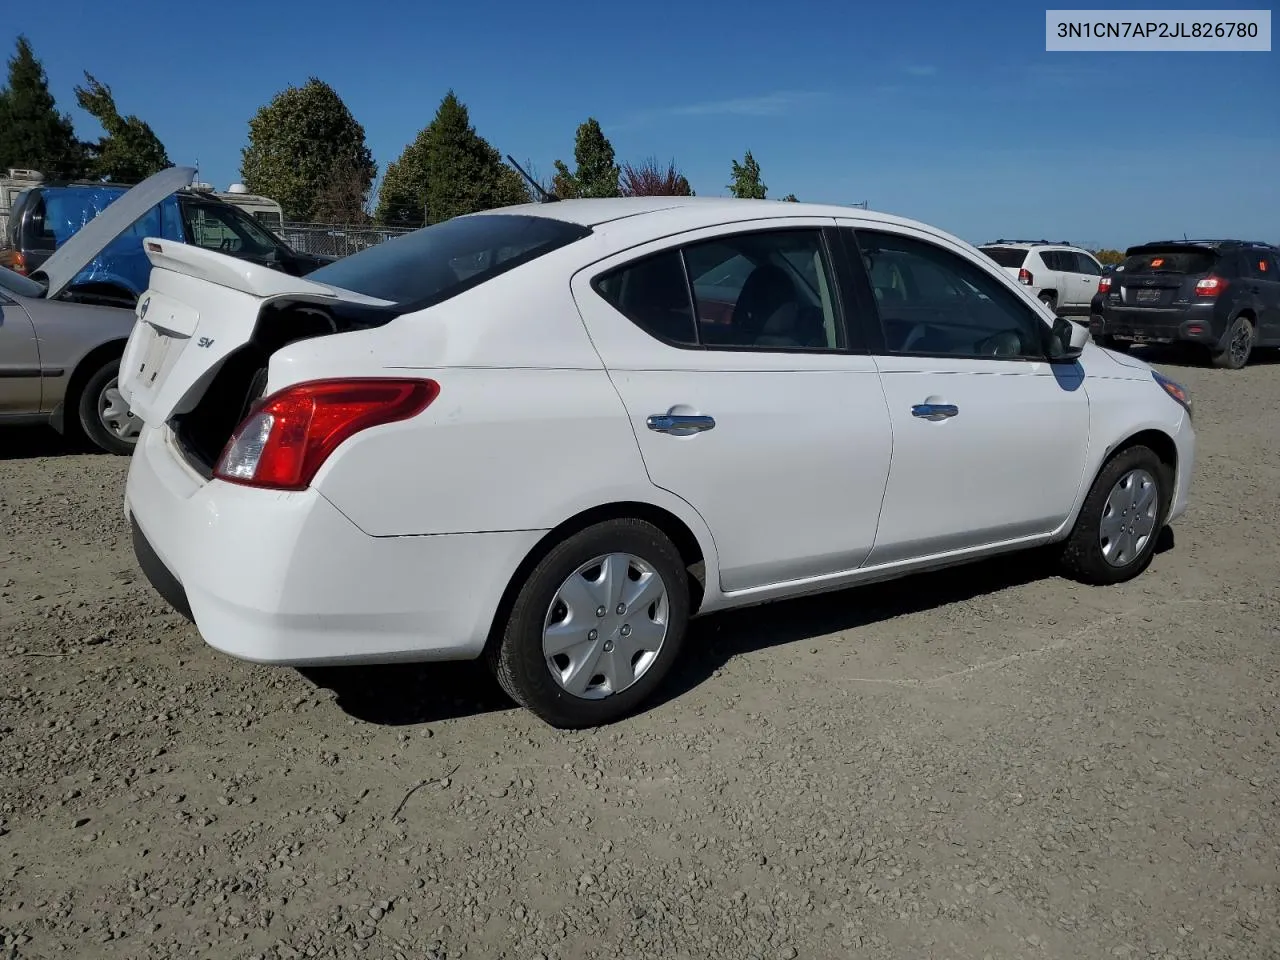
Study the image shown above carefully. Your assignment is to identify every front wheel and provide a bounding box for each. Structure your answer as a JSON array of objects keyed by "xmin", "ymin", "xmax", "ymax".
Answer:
[
  {"xmin": 77, "ymin": 358, "xmax": 140, "ymax": 455},
  {"xmin": 1058, "ymin": 445, "xmax": 1169, "ymax": 585},
  {"xmin": 488, "ymin": 519, "xmax": 690, "ymax": 728}
]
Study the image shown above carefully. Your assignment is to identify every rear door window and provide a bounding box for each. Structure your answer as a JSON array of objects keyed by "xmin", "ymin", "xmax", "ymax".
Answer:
[{"xmin": 593, "ymin": 228, "xmax": 847, "ymax": 352}]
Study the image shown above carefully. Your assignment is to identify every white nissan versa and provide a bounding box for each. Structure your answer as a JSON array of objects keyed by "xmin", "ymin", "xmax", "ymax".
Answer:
[{"xmin": 119, "ymin": 197, "xmax": 1196, "ymax": 728}]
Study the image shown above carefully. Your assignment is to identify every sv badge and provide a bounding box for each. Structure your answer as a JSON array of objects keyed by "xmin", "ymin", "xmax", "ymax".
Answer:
[{"xmin": 196, "ymin": 337, "xmax": 215, "ymax": 348}]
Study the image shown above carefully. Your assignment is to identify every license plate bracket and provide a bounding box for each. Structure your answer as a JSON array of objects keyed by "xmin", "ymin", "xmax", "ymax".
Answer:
[{"xmin": 1134, "ymin": 288, "xmax": 1162, "ymax": 304}]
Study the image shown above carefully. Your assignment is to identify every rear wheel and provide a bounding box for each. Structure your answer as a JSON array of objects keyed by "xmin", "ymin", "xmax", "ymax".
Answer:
[
  {"xmin": 488, "ymin": 519, "xmax": 690, "ymax": 728},
  {"xmin": 1038, "ymin": 292, "xmax": 1058, "ymax": 314},
  {"xmin": 1058, "ymin": 444, "xmax": 1168, "ymax": 585},
  {"xmin": 1210, "ymin": 315, "xmax": 1253, "ymax": 369},
  {"xmin": 77, "ymin": 358, "xmax": 140, "ymax": 455}
]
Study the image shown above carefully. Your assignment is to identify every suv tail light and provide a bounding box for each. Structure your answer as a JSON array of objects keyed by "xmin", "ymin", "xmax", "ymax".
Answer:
[
  {"xmin": 1194, "ymin": 275, "xmax": 1229, "ymax": 297},
  {"xmin": 1, "ymin": 250, "xmax": 28, "ymax": 275},
  {"xmin": 1098, "ymin": 276, "xmax": 1112, "ymax": 296},
  {"xmin": 214, "ymin": 378, "xmax": 439, "ymax": 491},
  {"xmin": 1018, "ymin": 267, "xmax": 1033, "ymax": 285}
]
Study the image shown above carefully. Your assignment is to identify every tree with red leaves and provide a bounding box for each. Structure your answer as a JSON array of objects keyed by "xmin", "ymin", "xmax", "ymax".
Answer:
[{"xmin": 619, "ymin": 157, "xmax": 694, "ymax": 197}]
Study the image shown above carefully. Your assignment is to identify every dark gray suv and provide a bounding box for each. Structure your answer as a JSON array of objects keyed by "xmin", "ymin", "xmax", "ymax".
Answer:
[{"xmin": 1090, "ymin": 240, "xmax": 1280, "ymax": 369}]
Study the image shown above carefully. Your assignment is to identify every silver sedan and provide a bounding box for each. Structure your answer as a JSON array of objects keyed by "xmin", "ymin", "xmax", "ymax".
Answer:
[
  {"xmin": 0, "ymin": 264, "xmax": 139, "ymax": 453},
  {"xmin": 0, "ymin": 166, "xmax": 196, "ymax": 454}
]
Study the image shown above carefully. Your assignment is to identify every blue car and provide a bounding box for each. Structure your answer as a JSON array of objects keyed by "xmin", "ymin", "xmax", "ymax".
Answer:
[{"xmin": 3, "ymin": 181, "xmax": 331, "ymax": 305}]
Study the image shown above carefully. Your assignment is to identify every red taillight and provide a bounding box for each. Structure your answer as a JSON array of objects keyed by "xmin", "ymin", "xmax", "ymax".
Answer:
[
  {"xmin": 214, "ymin": 378, "xmax": 439, "ymax": 491},
  {"xmin": 1195, "ymin": 275, "xmax": 1228, "ymax": 297},
  {"xmin": 1098, "ymin": 276, "xmax": 1112, "ymax": 296},
  {"xmin": 1018, "ymin": 267, "xmax": 1033, "ymax": 285},
  {"xmin": 6, "ymin": 251, "xmax": 28, "ymax": 275}
]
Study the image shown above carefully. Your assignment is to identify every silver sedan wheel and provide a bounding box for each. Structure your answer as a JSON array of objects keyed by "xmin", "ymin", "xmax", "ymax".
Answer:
[
  {"xmin": 542, "ymin": 553, "xmax": 670, "ymax": 700},
  {"xmin": 97, "ymin": 379, "xmax": 140, "ymax": 443},
  {"xmin": 1099, "ymin": 467, "xmax": 1158, "ymax": 567}
]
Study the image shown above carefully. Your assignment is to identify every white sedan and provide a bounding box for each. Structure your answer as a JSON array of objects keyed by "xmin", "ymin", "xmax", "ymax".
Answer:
[{"xmin": 118, "ymin": 197, "xmax": 1196, "ymax": 728}]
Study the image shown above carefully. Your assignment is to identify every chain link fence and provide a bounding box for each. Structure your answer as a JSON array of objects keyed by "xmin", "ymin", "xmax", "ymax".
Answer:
[{"xmin": 276, "ymin": 222, "xmax": 416, "ymax": 259}]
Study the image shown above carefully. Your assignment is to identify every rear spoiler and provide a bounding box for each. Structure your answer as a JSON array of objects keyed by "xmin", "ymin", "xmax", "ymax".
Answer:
[
  {"xmin": 1123, "ymin": 243, "xmax": 1217, "ymax": 257},
  {"xmin": 142, "ymin": 238, "xmax": 393, "ymax": 306}
]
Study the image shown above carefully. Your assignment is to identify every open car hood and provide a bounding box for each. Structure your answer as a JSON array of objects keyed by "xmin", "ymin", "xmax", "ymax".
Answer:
[
  {"xmin": 0, "ymin": 262, "xmax": 46, "ymax": 299},
  {"xmin": 31, "ymin": 165, "xmax": 196, "ymax": 301}
]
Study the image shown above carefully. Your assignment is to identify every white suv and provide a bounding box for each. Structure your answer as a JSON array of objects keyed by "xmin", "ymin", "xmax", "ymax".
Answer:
[{"xmin": 978, "ymin": 241, "xmax": 1103, "ymax": 317}]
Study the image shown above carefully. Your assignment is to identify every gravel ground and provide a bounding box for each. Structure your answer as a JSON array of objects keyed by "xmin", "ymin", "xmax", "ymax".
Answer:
[{"xmin": 2, "ymin": 349, "xmax": 1278, "ymax": 960}]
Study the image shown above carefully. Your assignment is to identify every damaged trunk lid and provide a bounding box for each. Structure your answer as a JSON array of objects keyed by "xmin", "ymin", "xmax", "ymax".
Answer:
[{"xmin": 118, "ymin": 239, "xmax": 395, "ymax": 434}]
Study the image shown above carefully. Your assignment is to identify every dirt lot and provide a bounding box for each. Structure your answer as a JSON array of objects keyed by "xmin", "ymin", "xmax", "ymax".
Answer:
[{"xmin": 2, "ymin": 351, "xmax": 1278, "ymax": 960}]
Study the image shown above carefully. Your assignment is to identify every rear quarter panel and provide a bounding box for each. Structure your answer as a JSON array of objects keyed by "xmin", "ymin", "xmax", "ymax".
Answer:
[
  {"xmin": 275, "ymin": 254, "xmax": 720, "ymax": 579},
  {"xmin": 22, "ymin": 297, "xmax": 136, "ymax": 408}
]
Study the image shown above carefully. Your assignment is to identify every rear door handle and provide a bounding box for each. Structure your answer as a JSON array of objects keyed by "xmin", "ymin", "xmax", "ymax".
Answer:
[
  {"xmin": 647, "ymin": 414, "xmax": 716, "ymax": 435},
  {"xmin": 911, "ymin": 403, "xmax": 959, "ymax": 421}
]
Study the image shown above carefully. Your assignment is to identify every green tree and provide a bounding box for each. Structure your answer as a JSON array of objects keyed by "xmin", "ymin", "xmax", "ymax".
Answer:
[
  {"xmin": 74, "ymin": 73, "xmax": 170, "ymax": 182},
  {"xmin": 552, "ymin": 117, "xmax": 621, "ymax": 199},
  {"xmin": 1095, "ymin": 248, "xmax": 1126, "ymax": 266},
  {"xmin": 418, "ymin": 90, "xmax": 529, "ymax": 224},
  {"xmin": 728, "ymin": 150, "xmax": 767, "ymax": 199},
  {"xmin": 780, "ymin": 193, "xmax": 798, "ymax": 202},
  {"xmin": 619, "ymin": 157, "xmax": 694, "ymax": 197},
  {"xmin": 240, "ymin": 78, "xmax": 376, "ymax": 221},
  {"xmin": 0, "ymin": 36, "xmax": 84, "ymax": 178},
  {"xmin": 374, "ymin": 154, "xmax": 426, "ymax": 227}
]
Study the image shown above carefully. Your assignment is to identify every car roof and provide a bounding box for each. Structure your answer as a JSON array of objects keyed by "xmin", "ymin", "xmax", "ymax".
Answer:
[
  {"xmin": 979, "ymin": 240, "xmax": 1084, "ymax": 250},
  {"xmin": 1136, "ymin": 239, "xmax": 1276, "ymax": 250},
  {"xmin": 468, "ymin": 196, "xmax": 952, "ymax": 237}
]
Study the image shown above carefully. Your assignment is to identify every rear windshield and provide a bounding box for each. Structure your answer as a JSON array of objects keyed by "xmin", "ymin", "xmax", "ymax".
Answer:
[
  {"xmin": 979, "ymin": 246, "xmax": 1027, "ymax": 268},
  {"xmin": 1122, "ymin": 248, "xmax": 1218, "ymax": 276},
  {"xmin": 305, "ymin": 214, "xmax": 591, "ymax": 307}
]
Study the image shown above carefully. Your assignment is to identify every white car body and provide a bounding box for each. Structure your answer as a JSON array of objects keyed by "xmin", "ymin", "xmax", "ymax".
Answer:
[
  {"xmin": 118, "ymin": 197, "xmax": 1195, "ymax": 725},
  {"xmin": 978, "ymin": 242, "xmax": 1104, "ymax": 315}
]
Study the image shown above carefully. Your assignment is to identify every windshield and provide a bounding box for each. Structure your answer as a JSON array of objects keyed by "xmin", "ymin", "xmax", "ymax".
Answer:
[
  {"xmin": 979, "ymin": 246, "xmax": 1028, "ymax": 268},
  {"xmin": 181, "ymin": 200, "xmax": 281, "ymax": 258},
  {"xmin": 305, "ymin": 214, "xmax": 592, "ymax": 307},
  {"xmin": 1122, "ymin": 248, "xmax": 1218, "ymax": 276},
  {"xmin": 0, "ymin": 263, "xmax": 45, "ymax": 298}
]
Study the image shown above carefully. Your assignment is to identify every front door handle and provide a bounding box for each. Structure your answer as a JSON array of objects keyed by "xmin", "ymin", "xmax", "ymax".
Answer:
[
  {"xmin": 911, "ymin": 403, "xmax": 959, "ymax": 421},
  {"xmin": 647, "ymin": 414, "xmax": 716, "ymax": 435}
]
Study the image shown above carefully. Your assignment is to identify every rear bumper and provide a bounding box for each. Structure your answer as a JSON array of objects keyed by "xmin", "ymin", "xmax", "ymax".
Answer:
[
  {"xmin": 1091, "ymin": 304, "xmax": 1224, "ymax": 346},
  {"xmin": 124, "ymin": 425, "xmax": 543, "ymax": 667}
]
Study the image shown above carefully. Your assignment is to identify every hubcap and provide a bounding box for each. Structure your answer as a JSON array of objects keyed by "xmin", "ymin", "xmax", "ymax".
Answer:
[
  {"xmin": 1230, "ymin": 322, "xmax": 1251, "ymax": 365},
  {"xmin": 98, "ymin": 379, "xmax": 140, "ymax": 442},
  {"xmin": 1099, "ymin": 468, "xmax": 1158, "ymax": 567},
  {"xmin": 542, "ymin": 553, "xmax": 669, "ymax": 700}
]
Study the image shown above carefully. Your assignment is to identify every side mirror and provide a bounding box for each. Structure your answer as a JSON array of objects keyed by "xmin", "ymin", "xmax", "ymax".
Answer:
[{"xmin": 1046, "ymin": 316, "xmax": 1089, "ymax": 362}]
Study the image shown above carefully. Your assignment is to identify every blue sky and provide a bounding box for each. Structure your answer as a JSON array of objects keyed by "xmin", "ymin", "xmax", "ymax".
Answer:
[{"xmin": 11, "ymin": 0, "xmax": 1278, "ymax": 248}]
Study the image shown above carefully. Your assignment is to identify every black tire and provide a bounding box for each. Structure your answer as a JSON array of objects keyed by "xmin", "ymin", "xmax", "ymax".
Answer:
[
  {"xmin": 1210, "ymin": 315, "xmax": 1254, "ymax": 369},
  {"xmin": 1038, "ymin": 292, "xmax": 1058, "ymax": 314},
  {"xmin": 487, "ymin": 519, "xmax": 690, "ymax": 729},
  {"xmin": 1059, "ymin": 444, "xmax": 1169, "ymax": 586},
  {"xmin": 76, "ymin": 358, "xmax": 139, "ymax": 456}
]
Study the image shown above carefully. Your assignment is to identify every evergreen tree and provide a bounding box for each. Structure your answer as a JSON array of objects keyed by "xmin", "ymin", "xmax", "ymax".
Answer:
[
  {"xmin": 728, "ymin": 150, "xmax": 767, "ymax": 199},
  {"xmin": 74, "ymin": 73, "xmax": 170, "ymax": 182},
  {"xmin": 241, "ymin": 78, "xmax": 376, "ymax": 221},
  {"xmin": 552, "ymin": 118, "xmax": 621, "ymax": 198},
  {"xmin": 0, "ymin": 36, "xmax": 84, "ymax": 178}
]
